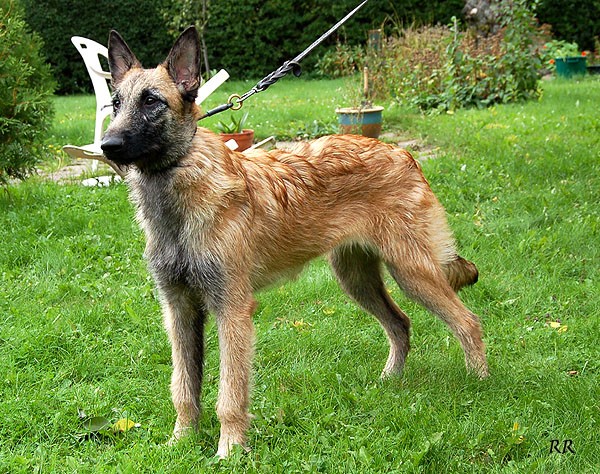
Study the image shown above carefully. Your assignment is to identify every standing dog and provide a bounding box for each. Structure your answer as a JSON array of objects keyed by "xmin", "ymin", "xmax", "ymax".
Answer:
[{"xmin": 101, "ymin": 27, "xmax": 488, "ymax": 458}]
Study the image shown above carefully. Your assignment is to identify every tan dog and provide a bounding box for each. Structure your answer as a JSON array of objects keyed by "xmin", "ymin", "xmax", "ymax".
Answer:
[{"xmin": 100, "ymin": 27, "xmax": 488, "ymax": 458}]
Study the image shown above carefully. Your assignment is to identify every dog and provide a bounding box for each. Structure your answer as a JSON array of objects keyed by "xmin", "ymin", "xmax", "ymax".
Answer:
[{"xmin": 100, "ymin": 26, "xmax": 488, "ymax": 458}]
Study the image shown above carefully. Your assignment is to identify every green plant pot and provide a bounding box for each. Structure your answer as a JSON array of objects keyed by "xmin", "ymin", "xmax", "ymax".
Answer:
[
  {"xmin": 555, "ymin": 57, "xmax": 587, "ymax": 78},
  {"xmin": 335, "ymin": 106, "xmax": 384, "ymax": 138}
]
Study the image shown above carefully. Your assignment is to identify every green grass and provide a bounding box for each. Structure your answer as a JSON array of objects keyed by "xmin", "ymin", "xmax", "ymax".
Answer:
[
  {"xmin": 46, "ymin": 78, "xmax": 350, "ymax": 150},
  {"xmin": 2, "ymin": 77, "xmax": 599, "ymax": 473}
]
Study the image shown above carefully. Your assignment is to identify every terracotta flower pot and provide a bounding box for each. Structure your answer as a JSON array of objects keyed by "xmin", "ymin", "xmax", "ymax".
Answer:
[
  {"xmin": 219, "ymin": 129, "xmax": 255, "ymax": 151},
  {"xmin": 335, "ymin": 106, "xmax": 384, "ymax": 138}
]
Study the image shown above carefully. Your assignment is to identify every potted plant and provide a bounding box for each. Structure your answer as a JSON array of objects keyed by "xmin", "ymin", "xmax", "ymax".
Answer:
[
  {"xmin": 335, "ymin": 65, "xmax": 384, "ymax": 139},
  {"xmin": 544, "ymin": 40, "xmax": 587, "ymax": 78},
  {"xmin": 216, "ymin": 112, "xmax": 254, "ymax": 151}
]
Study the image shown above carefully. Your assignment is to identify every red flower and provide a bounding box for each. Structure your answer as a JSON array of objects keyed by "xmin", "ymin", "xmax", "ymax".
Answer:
[
  {"xmin": 582, "ymin": 51, "xmax": 588, "ymax": 57},
  {"xmin": 549, "ymin": 59, "xmax": 555, "ymax": 65}
]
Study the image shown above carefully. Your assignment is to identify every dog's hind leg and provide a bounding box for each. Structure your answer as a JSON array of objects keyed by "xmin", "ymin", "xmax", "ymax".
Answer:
[
  {"xmin": 160, "ymin": 285, "xmax": 207, "ymax": 441},
  {"xmin": 382, "ymin": 243, "xmax": 488, "ymax": 378},
  {"xmin": 329, "ymin": 244, "xmax": 411, "ymax": 378}
]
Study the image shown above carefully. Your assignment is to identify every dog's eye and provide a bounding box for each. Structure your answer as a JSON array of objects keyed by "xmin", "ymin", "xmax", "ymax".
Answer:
[
  {"xmin": 112, "ymin": 98, "xmax": 121, "ymax": 111},
  {"xmin": 144, "ymin": 96, "xmax": 158, "ymax": 106}
]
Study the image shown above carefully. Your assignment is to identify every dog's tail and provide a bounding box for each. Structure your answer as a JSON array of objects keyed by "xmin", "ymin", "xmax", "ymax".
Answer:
[{"xmin": 443, "ymin": 256, "xmax": 479, "ymax": 292}]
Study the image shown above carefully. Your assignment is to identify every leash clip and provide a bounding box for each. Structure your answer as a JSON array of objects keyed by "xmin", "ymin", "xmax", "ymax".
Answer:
[{"xmin": 228, "ymin": 94, "xmax": 244, "ymax": 111}]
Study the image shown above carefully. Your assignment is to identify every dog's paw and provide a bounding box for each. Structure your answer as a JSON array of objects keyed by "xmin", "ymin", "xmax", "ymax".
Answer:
[
  {"xmin": 167, "ymin": 425, "xmax": 195, "ymax": 446},
  {"xmin": 216, "ymin": 434, "xmax": 250, "ymax": 459},
  {"xmin": 380, "ymin": 351, "xmax": 406, "ymax": 379},
  {"xmin": 466, "ymin": 358, "xmax": 489, "ymax": 379}
]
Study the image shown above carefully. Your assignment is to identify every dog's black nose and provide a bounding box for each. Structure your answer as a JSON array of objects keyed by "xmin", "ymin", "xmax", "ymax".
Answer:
[{"xmin": 101, "ymin": 135, "xmax": 124, "ymax": 153}]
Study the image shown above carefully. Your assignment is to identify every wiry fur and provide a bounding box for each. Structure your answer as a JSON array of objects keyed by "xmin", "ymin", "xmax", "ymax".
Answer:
[{"xmin": 101, "ymin": 27, "xmax": 488, "ymax": 458}]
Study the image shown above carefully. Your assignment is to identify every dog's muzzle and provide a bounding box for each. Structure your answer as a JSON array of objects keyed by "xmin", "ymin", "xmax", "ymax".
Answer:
[{"xmin": 101, "ymin": 135, "xmax": 125, "ymax": 154}]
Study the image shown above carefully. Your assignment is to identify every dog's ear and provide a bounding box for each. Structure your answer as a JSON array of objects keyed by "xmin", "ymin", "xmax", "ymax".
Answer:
[
  {"xmin": 107, "ymin": 30, "xmax": 142, "ymax": 87},
  {"xmin": 164, "ymin": 26, "xmax": 201, "ymax": 101}
]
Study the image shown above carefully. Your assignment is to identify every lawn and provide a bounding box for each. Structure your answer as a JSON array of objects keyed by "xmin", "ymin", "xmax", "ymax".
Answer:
[{"xmin": 1, "ymin": 77, "xmax": 598, "ymax": 473}]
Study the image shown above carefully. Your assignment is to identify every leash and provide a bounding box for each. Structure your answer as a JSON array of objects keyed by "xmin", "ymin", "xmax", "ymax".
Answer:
[{"xmin": 198, "ymin": 0, "xmax": 369, "ymax": 121}]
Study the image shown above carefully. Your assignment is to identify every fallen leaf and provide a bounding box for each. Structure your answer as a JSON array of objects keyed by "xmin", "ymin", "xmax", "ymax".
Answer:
[
  {"xmin": 84, "ymin": 416, "xmax": 111, "ymax": 433},
  {"xmin": 112, "ymin": 418, "xmax": 137, "ymax": 433},
  {"xmin": 549, "ymin": 321, "xmax": 561, "ymax": 329},
  {"xmin": 292, "ymin": 319, "xmax": 313, "ymax": 330},
  {"xmin": 567, "ymin": 370, "xmax": 579, "ymax": 376},
  {"xmin": 558, "ymin": 325, "xmax": 568, "ymax": 334}
]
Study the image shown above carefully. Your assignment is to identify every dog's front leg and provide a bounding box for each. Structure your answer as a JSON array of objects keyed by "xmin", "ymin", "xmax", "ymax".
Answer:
[
  {"xmin": 214, "ymin": 296, "xmax": 256, "ymax": 458},
  {"xmin": 160, "ymin": 285, "xmax": 207, "ymax": 442}
]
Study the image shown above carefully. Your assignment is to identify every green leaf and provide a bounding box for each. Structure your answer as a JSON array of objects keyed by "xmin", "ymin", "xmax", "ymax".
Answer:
[{"xmin": 83, "ymin": 416, "xmax": 111, "ymax": 433}]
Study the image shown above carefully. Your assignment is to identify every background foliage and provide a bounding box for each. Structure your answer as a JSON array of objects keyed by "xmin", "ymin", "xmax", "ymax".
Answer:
[
  {"xmin": 19, "ymin": 0, "xmax": 600, "ymax": 94},
  {"xmin": 22, "ymin": 0, "xmax": 464, "ymax": 94},
  {"xmin": 536, "ymin": 0, "xmax": 600, "ymax": 51},
  {"xmin": 0, "ymin": 0, "xmax": 55, "ymax": 186},
  {"xmin": 21, "ymin": 0, "xmax": 173, "ymax": 94},
  {"xmin": 200, "ymin": 0, "xmax": 464, "ymax": 79},
  {"xmin": 320, "ymin": 0, "xmax": 543, "ymax": 112}
]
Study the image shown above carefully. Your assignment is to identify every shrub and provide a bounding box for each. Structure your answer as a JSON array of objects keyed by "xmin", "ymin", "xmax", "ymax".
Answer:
[
  {"xmin": 0, "ymin": 0, "xmax": 55, "ymax": 186},
  {"xmin": 21, "ymin": 0, "xmax": 466, "ymax": 90},
  {"xmin": 366, "ymin": 0, "xmax": 543, "ymax": 112}
]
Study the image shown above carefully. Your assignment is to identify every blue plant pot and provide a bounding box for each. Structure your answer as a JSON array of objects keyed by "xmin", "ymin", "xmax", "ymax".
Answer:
[{"xmin": 336, "ymin": 106, "xmax": 384, "ymax": 138}]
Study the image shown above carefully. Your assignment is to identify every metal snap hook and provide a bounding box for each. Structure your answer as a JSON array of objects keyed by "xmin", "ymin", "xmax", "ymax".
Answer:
[{"xmin": 228, "ymin": 94, "xmax": 244, "ymax": 111}]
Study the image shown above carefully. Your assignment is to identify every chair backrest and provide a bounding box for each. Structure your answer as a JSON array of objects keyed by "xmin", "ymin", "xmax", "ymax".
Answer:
[{"xmin": 71, "ymin": 36, "xmax": 113, "ymax": 147}]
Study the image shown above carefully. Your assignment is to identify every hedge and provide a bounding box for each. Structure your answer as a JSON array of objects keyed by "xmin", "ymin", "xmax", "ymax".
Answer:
[
  {"xmin": 536, "ymin": 0, "xmax": 600, "ymax": 51},
  {"xmin": 22, "ymin": 0, "xmax": 598, "ymax": 94},
  {"xmin": 22, "ymin": 0, "xmax": 173, "ymax": 94},
  {"xmin": 202, "ymin": 0, "xmax": 465, "ymax": 79},
  {"xmin": 22, "ymin": 0, "xmax": 464, "ymax": 93}
]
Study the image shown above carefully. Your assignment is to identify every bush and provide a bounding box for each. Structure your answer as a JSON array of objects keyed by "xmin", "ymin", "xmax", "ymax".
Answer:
[
  {"xmin": 365, "ymin": 0, "xmax": 543, "ymax": 112},
  {"xmin": 0, "ymin": 0, "xmax": 55, "ymax": 186}
]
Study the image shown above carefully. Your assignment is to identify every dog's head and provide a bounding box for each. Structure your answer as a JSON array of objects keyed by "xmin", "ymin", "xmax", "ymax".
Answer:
[{"xmin": 101, "ymin": 27, "xmax": 202, "ymax": 171}]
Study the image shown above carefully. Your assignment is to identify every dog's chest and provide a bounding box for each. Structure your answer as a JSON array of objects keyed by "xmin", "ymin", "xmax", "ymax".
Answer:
[{"xmin": 131, "ymin": 173, "xmax": 225, "ymax": 305}]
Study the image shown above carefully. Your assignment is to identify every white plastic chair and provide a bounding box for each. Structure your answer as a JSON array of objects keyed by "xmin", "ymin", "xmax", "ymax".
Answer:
[{"xmin": 62, "ymin": 36, "xmax": 114, "ymax": 172}]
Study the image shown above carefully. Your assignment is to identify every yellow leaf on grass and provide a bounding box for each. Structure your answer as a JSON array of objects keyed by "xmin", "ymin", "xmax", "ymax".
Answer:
[
  {"xmin": 549, "ymin": 321, "xmax": 561, "ymax": 329},
  {"xmin": 558, "ymin": 325, "xmax": 568, "ymax": 334},
  {"xmin": 292, "ymin": 319, "xmax": 313, "ymax": 330},
  {"xmin": 113, "ymin": 418, "xmax": 136, "ymax": 433}
]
